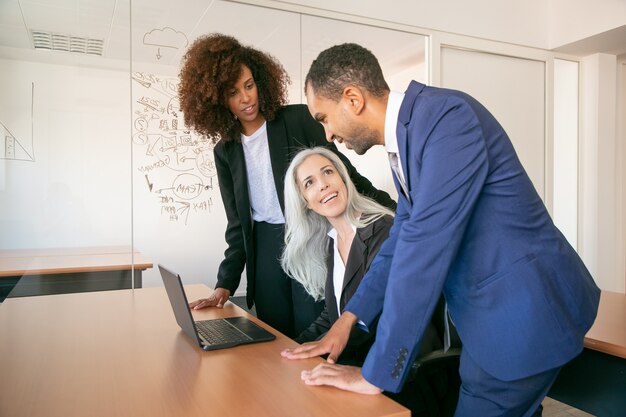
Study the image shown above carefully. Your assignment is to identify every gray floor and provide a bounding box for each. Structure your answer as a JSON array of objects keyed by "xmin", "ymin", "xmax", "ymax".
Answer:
[{"xmin": 543, "ymin": 397, "xmax": 595, "ymax": 417}]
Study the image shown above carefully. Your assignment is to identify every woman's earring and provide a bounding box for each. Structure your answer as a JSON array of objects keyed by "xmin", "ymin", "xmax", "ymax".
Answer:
[{"xmin": 233, "ymin": 113, "xmax": 238, "ymax": 120}]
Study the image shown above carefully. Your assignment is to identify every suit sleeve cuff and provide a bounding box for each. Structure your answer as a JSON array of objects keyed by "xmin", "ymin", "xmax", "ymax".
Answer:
[{"xmin": 345, "ymin": 300, "xmax": 378, "ymax": 329}]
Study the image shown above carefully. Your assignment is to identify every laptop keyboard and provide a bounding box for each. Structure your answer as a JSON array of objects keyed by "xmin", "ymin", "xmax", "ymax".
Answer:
[{"xmin": 196, "ymin": 319, "xmax": 253, "ymax": 345}]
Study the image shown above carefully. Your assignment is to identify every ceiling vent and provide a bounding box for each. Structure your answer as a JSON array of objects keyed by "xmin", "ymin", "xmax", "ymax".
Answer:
[{"xmin": 31, "ymin": 30, "xmax": 104, "ymax": 56}]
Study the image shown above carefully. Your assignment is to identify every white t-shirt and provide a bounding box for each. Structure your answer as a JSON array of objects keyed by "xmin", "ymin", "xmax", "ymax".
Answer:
[{"xmin": 241, "ymin": 122, "xmax": 285, "ymax": 224}]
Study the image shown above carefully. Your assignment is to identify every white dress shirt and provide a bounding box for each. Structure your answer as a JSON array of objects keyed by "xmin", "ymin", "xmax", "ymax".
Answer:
[
  {"xmin": 328, "ymin": 226, "xmax": 365, "ymax": 326},
  {"xmin": 384, "ymin": 91, "xmax": 407, "ymax": 186}
]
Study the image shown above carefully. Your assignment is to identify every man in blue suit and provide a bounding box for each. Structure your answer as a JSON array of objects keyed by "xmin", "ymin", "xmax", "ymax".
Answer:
[{"xmin": 282, "ymin": 43, "xmax": 600, "ymax": 416}]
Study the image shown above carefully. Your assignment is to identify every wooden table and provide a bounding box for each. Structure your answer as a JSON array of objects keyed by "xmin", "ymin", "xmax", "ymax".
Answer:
[
  {"xmin": 0, "ymin": 284, "xmax": 409, "ymax": 417},
  {"xmin": 548, "ymin": 290, "xmax": 626, "ymax": 415},
  {"xmin": 583, "ymin": 290, "xmax": 626, "ymax": 359},
  {"xmin": 0, "ymin": 246, "xmax": 152, "ymax": 299}
]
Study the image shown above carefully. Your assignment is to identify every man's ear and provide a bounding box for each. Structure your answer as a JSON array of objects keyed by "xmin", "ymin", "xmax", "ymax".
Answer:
[{"xmin": 342, "ymin": 85, "xmax": 365, "ymax": 115}]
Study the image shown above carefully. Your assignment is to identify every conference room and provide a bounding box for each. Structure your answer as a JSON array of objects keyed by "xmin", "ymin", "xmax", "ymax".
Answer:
[{"xmin": 1, "ymin": 0, "xmax": 625, "ymax": 416}]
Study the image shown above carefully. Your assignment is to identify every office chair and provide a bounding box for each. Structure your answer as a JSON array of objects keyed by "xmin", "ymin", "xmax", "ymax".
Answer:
[{"xmin": 390, "ymin": 297, "xmax": 462, "ymax": 417}]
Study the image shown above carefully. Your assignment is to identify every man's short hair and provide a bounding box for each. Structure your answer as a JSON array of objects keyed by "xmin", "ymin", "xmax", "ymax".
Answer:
[{"xmin": 305, "ymin": 43, "xmax": 389, "ymax": 101}]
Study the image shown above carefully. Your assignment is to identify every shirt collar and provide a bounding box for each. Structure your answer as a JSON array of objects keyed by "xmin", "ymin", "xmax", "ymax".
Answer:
[
  {"xmin": 384, "ymin": 91, "xmax": 405, "ymax": 154},
  {"xmin": 327, "ymin": 224, "xmax": 357, "ymax": 240},
  {"xmin": 241, "ymin": 121, "xmax": 267, "ymax": 142}
]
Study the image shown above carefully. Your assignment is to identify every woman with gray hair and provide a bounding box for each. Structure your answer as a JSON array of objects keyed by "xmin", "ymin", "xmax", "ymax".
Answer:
[{"xmin": 281, "ymin": 147, "xmax": 395, "ymax": 364}]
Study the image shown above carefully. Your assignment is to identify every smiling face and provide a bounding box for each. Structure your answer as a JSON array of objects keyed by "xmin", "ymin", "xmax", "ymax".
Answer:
[
  {"xmin": 305, "ymin": 84, "xmax": 381, "ymax": 155},
  {"xmin": 226, "ymin": 65, "xmax": 265, "ymax": 135},
  {"xmin": 296, "ymin": 153, "xmax": 348, "ymax": 221}
]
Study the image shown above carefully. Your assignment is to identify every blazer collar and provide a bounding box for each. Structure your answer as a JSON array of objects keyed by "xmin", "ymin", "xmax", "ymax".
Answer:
[
  {"xmin": 342, "ymin": 221, "xmax": 374, "ymax": 292},
  {"xmin": 398, "ymin": 80, "xmax": 425, "ymax": 125},
  {"xmin": 224, "ymin": 140, "xmax": 252, "ymax": 233},
  {"xmin": 324, "ymin": 222, "xmax": 371, "ymax": 318},
  {"xmin": 394, "ymin": 80, "xmax": 427, "ymax": 199},
  {"xmin": 325, "ymin": 239, "xmax": 340, "ymax": 320},
  {"xmin": 266, "ymin": 114, "xmax": 289, "ymax": 213}
]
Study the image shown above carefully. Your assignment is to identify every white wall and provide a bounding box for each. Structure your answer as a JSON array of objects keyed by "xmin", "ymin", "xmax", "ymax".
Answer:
[
  {"xmin": 440, "ymin": 47, "xmax": 546, "ymax": 199},
  {"xmin": 619, "ymin": 57, "xmax": 626, "ymax": 292},
  {"xmin": 272, "ymin": 0, "xmax": 551, "ymax": 49},
  {"xmin": 579, "ymin": 53, "xmax": 622, "ymax": 292},
  {"xmin": 0, "ymin": 58, "xmax": 132, "ymax": 249},
  {"xmin": 553, "ymin": 59, "xmax": 579, "ymax": 249},
  {"xmin": 549, "ymin": 0, "xmax": 626, "ymax": 48},
  {"xmin": 270, "ymin": 0, "xmax": 626, "ymax": 51}
]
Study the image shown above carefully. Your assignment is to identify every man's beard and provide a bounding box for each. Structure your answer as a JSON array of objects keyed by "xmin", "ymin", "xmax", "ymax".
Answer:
[{"xmin": 344, "ymin": 121, "xmax": 380, "ymax": 155}]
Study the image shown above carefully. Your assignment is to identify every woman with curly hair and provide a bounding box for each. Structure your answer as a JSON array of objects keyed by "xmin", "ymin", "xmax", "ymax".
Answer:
[{"xmin": 179, "ymin": 33, "xmax": 395, "ymax": 338}]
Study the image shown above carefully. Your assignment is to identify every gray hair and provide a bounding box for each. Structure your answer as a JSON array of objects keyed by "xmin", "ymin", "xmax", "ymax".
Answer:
[{"xmin": 281, "ymin": 147, "xmax": 394, "ymax": 300}]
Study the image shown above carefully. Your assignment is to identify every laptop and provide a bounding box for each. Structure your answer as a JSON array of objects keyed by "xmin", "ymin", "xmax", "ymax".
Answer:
[{"xmin": 159, "ymin": 264, "xmax": 275, "ymax": 350}]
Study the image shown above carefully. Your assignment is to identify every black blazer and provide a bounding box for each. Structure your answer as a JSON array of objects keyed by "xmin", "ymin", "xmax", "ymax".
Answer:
[
  {"xmin": 297, "ymin": 215, "xmax": 443, "ymax": 365},
  {"xmin": 295, "ymin": 216, "xmax": 394, "ymax": 364},
  {"xmin": 213, "ymin": 104, "xmax": 396, "ymax": 308}
]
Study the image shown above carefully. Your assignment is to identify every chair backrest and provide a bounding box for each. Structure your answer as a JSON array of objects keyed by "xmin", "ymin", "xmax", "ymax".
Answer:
[
  {"xmin": 432, "ymin": 296, "xmax": 462, "ymax": 350},
  {"xmin": 403, "ymin": 296, "xmax": 462, "ymax": 417}
]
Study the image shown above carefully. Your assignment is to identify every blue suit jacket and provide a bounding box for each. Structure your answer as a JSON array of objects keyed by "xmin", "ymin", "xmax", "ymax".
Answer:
[{"xmin": 346, "ymin": 81, "xmax": 600, "ymax": 392}]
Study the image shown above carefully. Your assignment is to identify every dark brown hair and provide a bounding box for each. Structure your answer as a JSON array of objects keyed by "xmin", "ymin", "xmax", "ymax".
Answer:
[
  {"xmin": 179, "ymin": 33, "xmax": 290, "ymax": 142},
  {"xmin": 305, "ymin": 43, "xmax": 389, "ymax": 101}
]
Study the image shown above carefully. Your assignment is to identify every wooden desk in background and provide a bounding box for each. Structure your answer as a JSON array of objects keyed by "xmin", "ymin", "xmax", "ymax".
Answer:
[
  {"xmin": 0, "ymin": 246, "xmax": 152, "ymax": 299},
  {"xmin": 549, "ymin": 290, "xmax": 626, "ymax": 416},
  {"xmin": 0, "ymin": 285, "xmax": 409, "ymax": 417},
  {"xmin": 584, "ymin": 290, "xmax": 626, "ymax": 359}
]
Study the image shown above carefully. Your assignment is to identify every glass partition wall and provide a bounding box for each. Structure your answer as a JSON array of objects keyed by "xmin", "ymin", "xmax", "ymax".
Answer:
[
  {"xmin": 0, "ymin": 0, "xmax": 426, "ymax": 300},
  {"xmin": 0, "ymin": 0, "xmax": 132, "ymax": 300}
]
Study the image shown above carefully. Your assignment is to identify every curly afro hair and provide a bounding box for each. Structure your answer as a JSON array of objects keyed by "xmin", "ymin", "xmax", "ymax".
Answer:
[{"xmin": 178, "ymin": 33, "xmax": 290, "ymax": 143}]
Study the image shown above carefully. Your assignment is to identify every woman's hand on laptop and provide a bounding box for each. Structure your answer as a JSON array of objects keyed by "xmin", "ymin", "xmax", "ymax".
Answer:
[{"xmin": 189, "ymin": 288, "xmax": 231, "ymax": 309}]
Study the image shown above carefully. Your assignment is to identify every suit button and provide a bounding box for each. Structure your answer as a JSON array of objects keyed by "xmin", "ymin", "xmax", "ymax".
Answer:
[{"xmin": 391, "ymin": 370, "xmax": 400, "ymax": 379}]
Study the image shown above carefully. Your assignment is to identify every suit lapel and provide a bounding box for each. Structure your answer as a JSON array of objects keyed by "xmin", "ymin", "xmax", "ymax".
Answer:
[
  {"xmin": 324, "ymin": 239, "xmax": 340, "ymax": 322},
  {"xmin": 393, "ymin": 123, "xmax": 411, "ymax": 203},
  {"xmin": 396, "ymin": 81, "xmax": 426, "ymax": 200},
  {"xmin": 226, "ymin": 141, "xmax": 252, "ymax": 235},
  {"xmin": 266, "ymin": 116, "xmax": 288, "ymax": 213},
  {"xmin": 342, "ymin": 224, "xmax": 372, "ymax": 295},
  {"xmin": 396, "ymin": 123, "xmax": 411, "ymax": 195}
]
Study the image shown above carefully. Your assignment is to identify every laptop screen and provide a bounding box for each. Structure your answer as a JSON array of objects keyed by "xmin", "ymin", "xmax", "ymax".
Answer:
[{"xmin": 159, "ymin": 264, "xmax": 204, "ymax": 346}]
